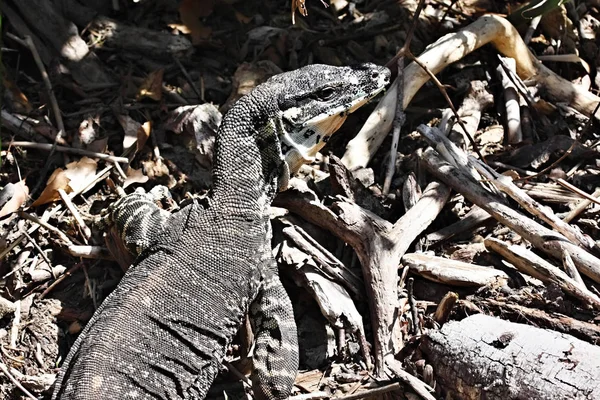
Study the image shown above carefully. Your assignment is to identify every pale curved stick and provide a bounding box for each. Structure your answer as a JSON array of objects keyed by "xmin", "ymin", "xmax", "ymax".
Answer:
[{"xmin": 342, "ymin": 14, "xmax": 600, "ymax": 169}]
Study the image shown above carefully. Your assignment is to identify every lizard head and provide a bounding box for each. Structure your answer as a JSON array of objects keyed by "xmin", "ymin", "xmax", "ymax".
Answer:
[{"xmin": 270, "ymin": 63, "xmax": 390, "ymax": 190}]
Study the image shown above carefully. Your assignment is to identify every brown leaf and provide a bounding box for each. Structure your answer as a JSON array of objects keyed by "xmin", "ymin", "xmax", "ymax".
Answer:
[
  {"xmin": 123, "ymin": 167, "xmax": 149, "ymax": 189},
  {"xmin": 0, "ymin": 181, "xmax": 29, "ymax": 218},
  {"xmin": 64, "ymin": 157, "xmax": 98, "ymax": 194},
  {"xmin": 235, "ymin": 11, "xmax": 252, "ymax": 24},
  {"xmin": 291, "ymin": 0, "xmax": 307, "ymax": 24},
  {"xmin": 2, "ymin": 76, "xmax": 32, "ymax": 113},
  {"xmin": 118, "ymin": 115, "xmax": 143, "ymax": 152},
  {"xmin": 32, "ymin": 157, "xmax": 98, "ymax": 206},
  {"xmin": 137, "ymin": 122, "xmax": 152, "ymax": 154},
  {"xmin": 180, "ymin": 0, "xmax": 215, "ymax": 18},
  {"xmin": 86, "ymin": 137, "xmax": 109, "ymax": 154},
  {"xmin": 137, "ymin": 69, "xmax": 164, "ymax": 101},
  {"xmin": 32, "ymin": 169, "xmax": 70, "ymax": 207},
  {"xmin": 179, "ymin": 0, "xmax": 215, "ymax": 44}
]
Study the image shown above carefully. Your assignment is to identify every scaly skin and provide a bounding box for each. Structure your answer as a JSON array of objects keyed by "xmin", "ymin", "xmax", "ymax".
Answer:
[{"xmin": 52, "ymin": 63, "xmax": 390, "ymax": 400}]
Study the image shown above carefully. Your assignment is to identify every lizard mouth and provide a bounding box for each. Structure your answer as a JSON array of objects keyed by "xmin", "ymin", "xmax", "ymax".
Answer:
[{"xmin": 282, "ymin": 66, "xmax": 390, "ymax": 175}]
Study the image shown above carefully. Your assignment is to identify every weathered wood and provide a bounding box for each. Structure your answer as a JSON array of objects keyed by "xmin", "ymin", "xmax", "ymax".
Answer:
[
  {"xmin": 420, "ymin": 145, "xmax": 600, "ymax": 284},
  {"xmin": 472, "ymin": 158, "xmax": 598, "ymax": 254},
  {"xmin": 342, "ymin": 14, "xmax": 600, "ymax": 169},
  {"xmin": 465, "ymin": 299, "xmax": 600, "ymax": 344},
  {"xmin": 402, "ymin": 253, "xmax": 509, "ymax": 287},
  {"xmin": 421, "ymin": 314, "xmax": 600, "ymax": 399},
  {"xmin": 87, "ymin": 16, "xmax": 192, "ymax": 58},
  {"xmin": 485, "ymin": 238, "xmax": 600, "ymax": 310},
  {"xmin": 276, "ymin": 176, "xmax": 450, "ymax": 375},
  {"xmin": 7, "ymin": 0, "xmax": 113, "ymax": 85}
]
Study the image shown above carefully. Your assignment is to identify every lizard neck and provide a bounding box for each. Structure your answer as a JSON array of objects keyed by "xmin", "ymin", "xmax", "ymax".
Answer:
[{"xmin": 211, "ymin": 92, "xmax": 281, "ymax": 220}]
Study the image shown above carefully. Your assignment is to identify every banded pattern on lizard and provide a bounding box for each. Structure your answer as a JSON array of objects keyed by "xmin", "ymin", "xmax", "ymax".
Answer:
[{"xmin": 52, "ymin": 63, "xmax": 390, "ymax": 400}]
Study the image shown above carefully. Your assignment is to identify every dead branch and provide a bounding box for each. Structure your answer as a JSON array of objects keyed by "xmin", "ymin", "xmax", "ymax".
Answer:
[
  {"xmin": 471, "ymin": 156, "xmax": 598, "ymax": 253},
  {"xmin": 343, "ymin": 14, "xmax": 600, "ymax": 169},
  {"xmin": 464, "ymin": 299, "xmax": 600, "ymax": 344},
  {"xmin": 484, "ymin": 238, "xmax": 600, "ymax": 310},
  {"xmin": 276, "ymin": 175, "xmax": 450, "ymax": 374},
  {"xmin": 418, "ymin": 126, "xmax": 600, "ymax": 284},
  {"xmin": 7, "ymin": 141, "xmax": 129, "ymax": 164},
  {"xmin": 421, "ymin": 314, "xmax": 600, "ymax": 399},
  {"xmin": 402, "ymin": 253, "xmax": 509, "ymax": 287},
  {"xmin": 6, "ymin": 0, "xmax": 113, "ymax": 85}
]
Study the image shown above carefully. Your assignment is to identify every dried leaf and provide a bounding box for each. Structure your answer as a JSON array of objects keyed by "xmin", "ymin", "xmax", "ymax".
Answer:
[
  {"xmin": 478, "ymin": 125, "xmax": 504, "ymax": 145},
  {"xmin": 168, "ymin": 23, "xmax": 192, "ymax": 34},
  {"xmin": 137, "ymin": 69, "xmax": 164, "ymax": 101},
  {"xmin": 86, "ymin": 137, "xmax": 109, "ymax": 154},
  {"xmin": 118, "ymin": 115, "xmax": 143, "ymax": 152},
  {"xmin": 74, "ymin": 116, "xmax": 99, "ymax": 147},
  {"xmin": 31, "ymin": 169, "xmax": 70, "ymax": 207},
  {"xmin": 235, "ymin": 11, "xmax": 252, "ymax": 24},
  {"xmin": 0, "ymin": 181, "xmax": 29, "ymax": 218},
  {"xmin": 32, "ymin": 157, "xmax": 98, "ymax": 206},
  {"xmin": 123, "ymin": 167, "xmax": 149, "ymax": 189},
  {"xmin": 291, "ymin": 0, "xmax": 329, "ymax": 23},
  {"xmin": 179, "ymin": 0, "xmax": 214, "ymax": 44},
  {"xmin": 137, "ymin": 122, "xmax": 152, "ymax": 154},
  {"xmin": 291, "ymin": 0, "xmax": 308, "ymax": 24},
  {"xmin": 165, "ymin": 104, "xmax": 221, "ymax": 169},
  {"xmin": 64, "ymin": 157, "xmax": 98, "ymax": 193},
  {"xmin": 180, "ymin": 0, "xmax": 215, "ymax": 18},
  {"xmin": 2, "ymin": 76, "xmax": 32, "ymax": 113},
  {"xmin": 222, "ymin": 61, "xmax": 282, "ymax": 112}
]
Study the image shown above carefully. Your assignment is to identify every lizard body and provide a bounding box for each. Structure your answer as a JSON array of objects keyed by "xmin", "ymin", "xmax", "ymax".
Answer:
[{"xmin": 52, "ymin": 63, "xmax": 390, "ymax": 400}]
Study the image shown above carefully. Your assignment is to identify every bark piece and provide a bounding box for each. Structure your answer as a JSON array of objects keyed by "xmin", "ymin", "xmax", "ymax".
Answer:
[
  {"xmin": 342, "ymin": 14, "xmax": 600, "ymax": 169},
  {"xmin": 421, "ymin": 314, "xmax": 600, "ymax": 400},
  {"xmin": 402, "ymin": 253, "xmax": 509, "ymax": 287},
  {"xmin": 466, "ymin": 299, "xmax": 600, "ymax": 344},
  {"xmin": 485, "ymin": 238, "xmax": 600, "ymax": 310},
  {"xmin": 88, "ymin": 16, "xmax": 192, "ymax": 58},
  {"xmin": 7, "ymin": 0, "xmax": 113, "ymax": 85},
  {"xmin": 276, "ymin": 177, "xmax": 450, "ymax": 375}
]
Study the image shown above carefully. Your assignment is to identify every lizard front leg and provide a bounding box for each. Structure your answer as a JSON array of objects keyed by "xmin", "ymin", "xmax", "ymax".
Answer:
[
  {"xmin": 250, "ymin": 260, "xmax": 299, "ymax": 400},
  {"xmin": 97, "ymin": 186, "xmax": 173, "ymax": 258}
]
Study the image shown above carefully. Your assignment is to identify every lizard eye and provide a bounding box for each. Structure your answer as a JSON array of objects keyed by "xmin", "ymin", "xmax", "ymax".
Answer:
[{"xmin": 314, "ymin": 87, "xmax": 336, "ymax": 101}]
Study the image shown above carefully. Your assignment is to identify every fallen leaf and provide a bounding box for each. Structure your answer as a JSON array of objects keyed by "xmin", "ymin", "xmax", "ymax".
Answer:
[
  {"xmin": 137, "ymin": 122, "xmax": 152, "ymax": 154},
  {"xmin": 2, "ymin": 76, "xmax": 32, "ymax": 113},
  {"xmin": 137, "ymin": 69, "xmax": 164, "ymax": 101},
  {"xmin": 0, "ymin": 181, "xmax": 29, "ymax": 218},
  {"xmin": 180, "ymin": 0, "xmax": 215, "ymax": 18},
  {"xmin": 32, "ymin": 157, "xmax": 98, "ymax": 206},
  {"xmin": 86, "ymin": 137, "xmax": 109, "ymax": 154},
  {"xmin": 123, "ymin": 167, "xmax": 149, "ymax": 188},
  {"xmin": 68, "ymin": 321, "xmax": 82, "ymax": 335},
  {"xmin": 291, "ymin": 0, "xmax": 308, "ymax": 24},
  {"xmin": 478, "ymin": 125, "xmax": 504, "ymax": 145},
  {"xmin": 118, "ymin": 115, "xmax": 143, "ymax": 152},
  {"xmin": 179, "ymin": 0, "xmax": 215, "ymax": 44},
  {"xmin": 64, "ymin": 157, "xmax": 98, "ymax": 194},
  {"xmin": 168, "ymin": 23, "xmax": 192, "ymax": 34},
  {"xmin": 74, "ymin": 116, "xmax": 99, "ymax": 148},
  {"xmin": 164, "ymin": 104, "xmax": 221, "ymax": 169},
  {"xmin": 222, "ymin": 61, "xmax": 282, "ymax": 112},
  {"xmin": 235, "ymin": 11, "xmax": 252, "ymax": 24},
  {"xmin": 32, "ymin": 169, "xmax": 70, "ymax": 207}
]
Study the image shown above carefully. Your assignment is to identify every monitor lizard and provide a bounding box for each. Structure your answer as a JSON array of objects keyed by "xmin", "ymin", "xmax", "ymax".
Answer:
[{"xmin": 51, "ymin": 63, "xmax": 390, "ymax": 400}]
